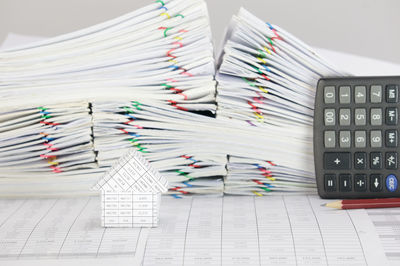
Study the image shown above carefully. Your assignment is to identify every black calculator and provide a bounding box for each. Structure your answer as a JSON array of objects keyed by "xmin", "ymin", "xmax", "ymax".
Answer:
[{"xmin": 314, "ymin": 76, "xmax": 400, "ymax": 199}]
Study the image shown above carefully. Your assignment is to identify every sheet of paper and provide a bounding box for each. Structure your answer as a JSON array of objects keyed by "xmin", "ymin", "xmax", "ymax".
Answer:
[
  {"xmin": 143, "ymin": 195, "xmax": 388, "ymax": 265},
  {"xmin": 367, "ymin": 208, "xmax": 400, "ymax": 266},
  {"xmin": 0, "ymin": 197, "xmax": 149, "ymax": 265}
]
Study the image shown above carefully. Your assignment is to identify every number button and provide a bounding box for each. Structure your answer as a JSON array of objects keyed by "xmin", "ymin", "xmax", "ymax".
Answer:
[
  {"xmin": 339, "ymin": 109, "xmax": 351, "ymax": 126},
  {"xmin": 339, "ymin": 174, "xmax": 352, "ymax": 192},
  {"xmin": 370, "ymin": 174, "xmax": 383, "ymax": 192},
  {"xmin": 385, "ymin": 129, "xmax": 398, "ymax": 147},
  {"xmin": 324, "ymin": 152, "xmax": 351, "ymax": 170},
  {"xmin": 339, "ymin": 131, "xmax": 351, "ymax": 148},
  {"xmin": 324, "ymin": 131, "xmax": 336, "ymax": 148},
  {"xmin": 370, "ymin": 85, "xmax": 382, "ymax": 103},
  {"xmin": 354, "ymin": 108, "xmax": 366, "ymax": 126},
  {"xmin": 370, "ymin": 130, "xmax": 382, "ymax": 148},
  {"xmin": 370, "ymin": 108, "xmax": 382, "ymax": 126},
  {"xmin": 354, "ymin": 86, "xmax": 366, "ymax": 103},
  {"xmin": 370, "ymin": 152, "xmax": 382, "ymax": 169},
  {"xmin": 386, "ymin": 85, "xmax": 398, "ymax": 103},
  {"xmin": 325, "ymin": 174, "xmax": 336, "ymax": 192},
  {"xmin": 354, "ymin": 131, "xmax": 366, "ymax": 148},
  {"xmin": 324, "ymin": 86, "xmax": 335, "ymax": 104},
  {"xmin": 324, "ymin": 109, "xmax": 335, "ymax": 126},
  {"xmin": 385, "ymin": 152, "xmax": 397, "ymax": 169},
  {"xmin": 339, "ymin": 86, "xmax": 351, "ymax": 104},
  {"xmin": 386, "ymin": 107, "xmax": 398, "ymax": 125},
  {"xmin": 354, "ymin": 152, "xmax": 367, "ymax": 169},
  {"xmin": 354, "ymin": 174, "xmax": 367, "ymax": 192}
]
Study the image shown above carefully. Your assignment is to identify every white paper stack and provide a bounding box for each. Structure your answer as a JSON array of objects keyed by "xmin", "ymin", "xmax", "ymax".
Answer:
[
  {"xmin": 92, "ymin": 100, "xmax": 227, "ymax": 196},
  {"xmin": 216, "ymin": 8, "xmax": 348, "ymax": 195},
  {"xmin": 0, "ymin": 0, "xmax": 219, "ymax": 196}
]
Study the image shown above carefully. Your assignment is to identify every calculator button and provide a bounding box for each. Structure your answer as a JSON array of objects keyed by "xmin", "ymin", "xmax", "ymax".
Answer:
[
  {"xmin": 385, "ymin": 174, "xmax": 398, "ymax": 192},
  {"xmin": 324, "ymin": 86, "xmax": 336, "ymax": 104},
  {"xmin": 354, "ymin": 86, "xmax": 366, "ymax": 103},
  {"xmin": 339, "ymin": 174, "xmax": 352, "ymax": 192},
  {"xmin": 370, "ymin": 85, "xmax": 382, "ymax": 103},
  {"xmin": 354, "ymin": 174, "xmax": 367, "ymax": 192},
  {"xmin": 385, "ymin": 152, "xmax": 397, "ymax": 169},
  {"xmin": 324, "ymin": 109, "xmax": 335, "ymax": 126},
  {"xmin": 354, "ymin": 152, "xmax": 366, "ymax": 169},
  {"xmin": 339, "ymin": 131, "xmax": 351, "ymax": 148},
  {"xmin": 339, "ymin": 86, "xmax": 351, "ymax": 104},
  {"xmin": 354, "ymin": 108, "xmax": 366, "ymax": 126},
  {"xmin": 354, "ymin": 131, "xmax": 366, "ymax": 148},
  {"xmin": 324, "ymin": 131, "xmax": 336, "ymax": 148},
  {"xmin": 385, "ymin": 129, "xmax": 398, "ymax": 147},
  {"xmin": 325, "ymin": 174, "xmax": 336, "ymax": 192},
  {"xmin": 324, "ymin": 152, "xmax": 351, "ymax": 170},
  {"xmin": 370, "ymin": 108, "xmax": 382, "ymax": 126},
  {"xmin": 370, "ymin": 152, "xmax": 382, "ymax": 169},
  {"xmin": 370, "ymin": 174, "xmax": 383, "ymax": 192},
  {"xmin": 385, "ymin": 107, "xmax": 398, "ymax": 125},
  {"xmin": 339, "ymin": 109, "xmax": 351, "ymax": 126},
  {"xmin": 370, "ymin": 130, "xmax": 382, "ymax": 148},
  {"xmin": 386, "ymin": 85, "xmax": 398, "ymax": 103},
  {"xmin": 354, "ymin": 131, "xmax": 367, "ymax": 148}
]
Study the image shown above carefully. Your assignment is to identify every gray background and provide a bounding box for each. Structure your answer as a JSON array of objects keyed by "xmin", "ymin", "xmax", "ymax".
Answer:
[{"xmin": 1, "ymin": 0, "xmax": 399, "ymax": 63}]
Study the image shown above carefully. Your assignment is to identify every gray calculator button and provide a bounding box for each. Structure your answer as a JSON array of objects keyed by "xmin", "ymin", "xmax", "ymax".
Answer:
[
  {"xmin": 354, "ymin": 108, "xmax": 366, "ymax": 126},
  {"xmin": 370, "ymin": 108, "xmax": 382, "ymax": 126},
  {"xmin": 370, "ymin": 130, "xmax": 382, "ymax": 148},
  {"xmin": 386, "ymin": 107, "xmax": 398, "ymax": 125},
  {"xmin": 370, "ymin": 85, "xmax": 382, "ymax": 103},
  {"xmin": 324, "ymin": 86, "xmax": 335, "ymax": 104},
  {"xmin": 324, "ymin": 109, "xmax": 335, "ymax": 126},
  {"xmin": 354, "ymin": 86, "xmax": 366, "ymax": 103},
  {"xmin": 339, "ymin": 131, "xmax": 351, "ymax": 148},
  {"xmin": 324, "ymin": 131, "xmax": 336, "ymax": 148},
  {"xmin": 339, "ymin": 86, "xmax": 351, "ymax": 104},
  {"xmin": 339, "ymin": 109, "xmax": 351, "ymax": 126},
  {"xmin": 354, "ymin": 131, "xmax": 366, "ymax": 148},
  {"xmin": 385, "ymin": 129, "xmax": 398, "ymax": 147},
  {"xmin": 386, "ymin": 84, "xmax": 398, "ymax": 103}
]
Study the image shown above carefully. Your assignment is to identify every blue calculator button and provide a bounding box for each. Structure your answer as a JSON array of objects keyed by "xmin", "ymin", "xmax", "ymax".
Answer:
[{"xmin": 386, "ymin": 174, "xmax": 398, "ymax": 192}]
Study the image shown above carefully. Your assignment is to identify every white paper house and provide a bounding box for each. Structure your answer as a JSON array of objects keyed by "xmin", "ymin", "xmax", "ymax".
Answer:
[{"xmin": 93, "ymin": 149, "xmax": 169, "ymax": 227}]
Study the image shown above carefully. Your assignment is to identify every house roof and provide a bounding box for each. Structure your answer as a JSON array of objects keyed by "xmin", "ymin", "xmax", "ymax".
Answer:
[{"xmin": 93, "ymin": 149, "xmax": 168, "ymax": 193}]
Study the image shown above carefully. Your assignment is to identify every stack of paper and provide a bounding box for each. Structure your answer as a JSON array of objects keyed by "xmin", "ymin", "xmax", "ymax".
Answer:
[
  {"xmin": 0, "ymin": 0, "xmax": 219, "ymax": 196},
  {"xmin": 92, "ymin": 100, "xmax": 227, "ymax": 196},
  {"xmin": 216, "ymin": 8, "xmax": 348, "ymax": 195},
  {"xmin": 0, "ymin": 102, "xmax": 105, "ymax": 196},
  {"xmin": 0, "ymin": 3, "xmax": 352, "ymax": 197},
  {"xmin": 0, "ymin": 0, "xmax": 216, "ymax": 111}
]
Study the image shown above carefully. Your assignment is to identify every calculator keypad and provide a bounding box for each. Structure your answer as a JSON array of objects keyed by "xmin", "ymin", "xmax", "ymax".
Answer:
[{"xmin": 315, "ymin": 77, "xmax": 400, "ymax": 198}]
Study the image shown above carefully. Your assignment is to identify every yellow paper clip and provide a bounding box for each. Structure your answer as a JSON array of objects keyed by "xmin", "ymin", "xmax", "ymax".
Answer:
[
  {"xmin": 263, "ymin": 46, "xmax": 272, "ymax": 55},
  {"xmin": 253, "ymin": 191, "xmax": 263, "ymax": 197},
  {"xmin": 160, "ymin": 12, "xmax": 171, "ymax": 19},
  {"xmin": 258, "ymin": 86, "xmax": 269, "ymax": 94}
]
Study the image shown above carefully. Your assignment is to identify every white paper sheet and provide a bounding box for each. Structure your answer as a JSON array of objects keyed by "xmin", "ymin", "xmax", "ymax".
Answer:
[
  {"xmin": 143, "ymin": 195, "xmax": 388, "ymax": 266},
  {"xmin": 0, "ymin": 197, "xmax": 149, "ymax": 265},
  {"xmin": 367, "ymin": 208, "xmax": 400, "ymax": 266}
]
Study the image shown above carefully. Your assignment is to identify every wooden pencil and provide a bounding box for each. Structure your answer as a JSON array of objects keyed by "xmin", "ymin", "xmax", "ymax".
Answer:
[{"xmin": 325, "ymin": 198, "xmax": 400, "ymax": 209}]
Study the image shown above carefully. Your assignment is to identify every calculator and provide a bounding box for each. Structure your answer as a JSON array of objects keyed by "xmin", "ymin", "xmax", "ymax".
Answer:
[{"xmin": 314, "ymin": 76, "xmax": 400, "ymax": 199}]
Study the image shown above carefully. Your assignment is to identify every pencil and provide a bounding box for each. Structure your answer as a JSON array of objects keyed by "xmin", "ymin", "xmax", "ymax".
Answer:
[{"xmin": 325, "ymin": 198, "xmax": 400, "ymax": 209}]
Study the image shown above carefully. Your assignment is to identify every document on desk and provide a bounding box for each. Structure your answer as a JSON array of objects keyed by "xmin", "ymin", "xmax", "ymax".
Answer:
[
  {"xmin": 143, "ymin": 195, "xmax": 388, "ymax": 266},
  {"xmin": 367, "ymin": 208, "xmax": 400, "ymax": 265},
  {"xmin": 0, "ymin": 197, "xmax": 149, "ymax": 266}
]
